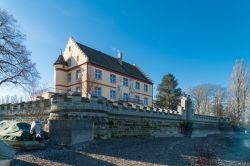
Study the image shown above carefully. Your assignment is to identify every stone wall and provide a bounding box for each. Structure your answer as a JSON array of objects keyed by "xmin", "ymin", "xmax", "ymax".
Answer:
[
  {"xmin": 49, "ymin": 93, "xmax": 230, "ymax": 145},
  {"xmin": 0, "ymin": 93, "xmax": 230, "ymax": 146},
  {"xmin": 0, "ymin": 99, "xmax": 50, "ymax": 131}
]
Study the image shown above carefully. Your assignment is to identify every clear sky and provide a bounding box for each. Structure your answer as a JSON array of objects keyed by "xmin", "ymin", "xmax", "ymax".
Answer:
[{"xmin": 0, "ymin": 0, "xmax": 250, "ymax": 98}]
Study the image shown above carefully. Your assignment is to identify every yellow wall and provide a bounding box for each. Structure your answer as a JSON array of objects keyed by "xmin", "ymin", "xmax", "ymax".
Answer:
[
  {"xmin": 54, "ymin": 37, "xmax": 88, "ymax": 94},
  {"xmin": 54, "ymin": 36, "xmax": 153, "ymax": 106},
  {"xmin": 87, "ymin": 65, "xmax": 153, "ymax": 106},
  {"xmin": 31, "ymin": 92, "xmax": 54, "ymax": 101}
]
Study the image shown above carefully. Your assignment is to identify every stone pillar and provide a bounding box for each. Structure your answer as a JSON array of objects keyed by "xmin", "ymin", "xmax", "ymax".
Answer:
[
  {"xmin": 49, "ymin": 115, "xmax": 94, "ymax": 146},
  {"xmin": 181, "ymin": 95, "xmax": 193, "ymax": 121},
  {"xmin": 72, "ymin": 92, "xmax": 82, "ymax": 103},
  {"xmin": 51, "ymin": 93, "xmax": 65, "ymax": 104}
]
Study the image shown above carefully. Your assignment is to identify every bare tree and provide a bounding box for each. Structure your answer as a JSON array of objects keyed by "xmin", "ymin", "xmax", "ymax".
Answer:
[
  {"xmin": 0, "ymin": 96, "xmax": 4, "ymax": 104},
  {"xmin": 10, "ymin": 94, "xmax": 18, "ymax": 103},
  {"xmin": 77, "ymin": 66, "xmax": 98, "ymax": 97},
  {"xmin": 0, "ymin": 95, "xmax": 10, "ymax": 104},
  {"xmin": 19, "ymin": 95, "xmax": 23, "ymax": 103},
  {"xmin": 190, "ymin": 84, "xmax": 225, "ymax": 116},
  {"xmin": 228, "ymin": 59, "xmax": 249, "ymax": 125},
  {"xmin": 85, "ymin": 67, "xmax": 95, "ymax": 96},
  {"xmin": 0, "ymin": 9, "xmax": 39, "ymax": 89},
  {"xmin": 213, "ymin": 88, "xmax": 225, "ymax": 117}
]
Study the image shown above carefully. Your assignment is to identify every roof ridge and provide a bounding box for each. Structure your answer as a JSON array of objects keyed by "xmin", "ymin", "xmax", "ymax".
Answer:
[
  {"xmin": 76, "ymin": 42, "xmax": 142, "ymax": 67},
  {"xmin": 75, "ymin": 41, "xmax": 153, "ymax": 84},
  {"xmin": 76, "ymin": 42, "xmax": 118, "ymax": 60}
]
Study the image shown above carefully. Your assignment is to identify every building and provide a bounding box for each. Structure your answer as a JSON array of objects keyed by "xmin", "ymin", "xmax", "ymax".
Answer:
[{"xmin": 54, "ymin": 37, "xmax": 153, "ymax": 106}]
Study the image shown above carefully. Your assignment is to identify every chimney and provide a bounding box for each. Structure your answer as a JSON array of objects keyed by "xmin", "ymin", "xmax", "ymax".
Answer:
[{"xmin": 118, "ymin": 51, "xmax": 122, "ymax": 65}]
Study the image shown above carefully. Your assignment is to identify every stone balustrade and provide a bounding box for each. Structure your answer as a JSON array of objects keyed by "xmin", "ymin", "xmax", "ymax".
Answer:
[
  {"xmin": 0, "ymin": 99, "xmax": 51, "ymax": 129},
  {"xmin": 50, "ymin": 93, "xmax": 181, "ymax": 121},
  {"xmin": 0, "ymin": 93, "xmax": 230, "ymax": 146}
]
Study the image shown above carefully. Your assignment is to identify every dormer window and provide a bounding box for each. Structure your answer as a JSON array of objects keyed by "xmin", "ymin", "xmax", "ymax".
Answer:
[{"xmin": 69, "ymin": 46, "xmax": 71, "ymax": 52}]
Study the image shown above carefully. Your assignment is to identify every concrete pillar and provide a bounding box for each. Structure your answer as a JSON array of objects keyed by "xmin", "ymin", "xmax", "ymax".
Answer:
[
  {"xmin": 181, "ymin": 95, "xmax": 193, "ymax": 121},
  {"xmin": 72, "ymin": 92, "xmax": 81, "ymax": 103},
  {"xmin": 51, "ymin": 93, "xmax": 65, "ymax": 104},
  {"xmin": 49, "ymin": 118, "xmax": 94, "ymax": 146}
]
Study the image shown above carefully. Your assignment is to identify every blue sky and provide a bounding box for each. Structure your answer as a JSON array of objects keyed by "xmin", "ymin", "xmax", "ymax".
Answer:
[{"xmin": 0, "ymin": 0, "xmax": 250, "ymax": 98}]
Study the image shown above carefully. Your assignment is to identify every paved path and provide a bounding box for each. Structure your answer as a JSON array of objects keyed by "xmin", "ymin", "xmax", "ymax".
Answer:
[{"xmin": 11, "ymin": 134, "xmax": 250, "ymax": 166}]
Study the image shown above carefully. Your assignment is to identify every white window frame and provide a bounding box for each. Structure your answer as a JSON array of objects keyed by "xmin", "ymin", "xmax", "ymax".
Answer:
[
  {"xmin": 123, "ymin": 93, "xmax": 129, "ymax": 101},
  {"xmin": 95, "ymin": 69, "xmax": 102, "ymax": 80},
  {"xmin": 144, "ymin": 97, "xmax": 148, "ymax": 105},
  {"xmin": 110, "ymin": 74, "xmax": 116, "ymax": 84},
  {"xmin": 76, "ymin": 69, "xmax": 81, "ymax": 80},
  {"xmin": 135, "ymin": 95, "xmax": 140, "ymax": 104},
  {"xmin": 123, "ymin": 78, "xmax": 128, "ymax": 87},
  {"xmin": 136, "ymin": 82, "xmax": 140, "ymax": 90},
  {"xmin": 110, "ymin": 90, "xmax": 116, "ymax": 100},
  {"xmin": 94, "ymin": 87, "xmax": 102, "ymax": 97},
  {"xmin": 144, "ymin": 84, "xmax": 148, "ymax": 92}
]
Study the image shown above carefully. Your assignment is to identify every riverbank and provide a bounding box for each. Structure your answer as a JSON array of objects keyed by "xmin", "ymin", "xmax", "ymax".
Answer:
[{"xmin": 11, "ymin": 134, "xmax": 250, "ymax": 166}]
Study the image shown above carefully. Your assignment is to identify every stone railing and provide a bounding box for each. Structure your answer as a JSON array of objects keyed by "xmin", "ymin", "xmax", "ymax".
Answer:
[
  {"xmin": 0, "ymin": 99, "xmax": 50, "ymax": 113},
  {"xmin": 0, "ymin": 99, "xmax": 51, "ymax": 128},
  {"xmin": 0, "ymin": 93, "xmax": 229, "ymax": 124},
  {"xmin": 50, "ymin": 93, "xmax": 181, "ymax": 120},
  {"xmin": 193, "ymin": 114, "xmax": 230, "ymax": 123},
  {"xmin": 48, "ymin": 93, "xmax": 231, "ymax": 145},
  {"xmin": 0, "ymin": 93, "xmax": 231, "ymax": 145}
]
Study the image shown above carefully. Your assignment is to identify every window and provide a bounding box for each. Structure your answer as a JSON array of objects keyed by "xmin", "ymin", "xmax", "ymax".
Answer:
[
  {"xmin": 67, "ymin": 89, "xmax": 71, "ymax": 93},
  {"xmin": 67, "ymin": 58, "xmax": 72, "ymax": 67},
  {"xmin": 76, "ymin": 87, "xmax": 81, "ymax": 92},
  {"xmin": 67, "ymin": 73, "xmax": 71, "ymax": 83},
  {"xmin": 76, "ymin": 69, "xmax": 81, "ymax": 80},
  {"xmin": 69, "ymin": 46, "xmax": 71, "ymax": 52},
  {"xmin": 135, "ymin": 95, "xmax": 140, "ymax": 104},
  {"xmin": 94, "ymin": 87, "xmax": 102, "ymax": 97},
  {"xmin": 123, "ymin": 78, "xmax": 128, "ymax": 87},
  {"xmin": 110, "ymin": 90, "xmax": 116, "ymax": 100},
  {"xmin": 95, "ymin": 69, "xmax": 102, "ymax": 80},
  {"xmin": 144, "ymin": 97, "xmax": 148, "ymax": 106},
  {"xmin": 110, "ymin": 74, "xmax": 116, "ymax": 84},
  {"xmin": 123, "ymin": 93, "xmax": 129, "ymax": 101},
  {"xmin": 144, "ymin": 84, "xmax": 148, "ymax": 92},
  {"xmin": 136, "ymin": 82, "xmax": 140, "ymax": 90},
  {"xmin": 77, "ymin": 56, "xmax": 79, "ymax": 62}
]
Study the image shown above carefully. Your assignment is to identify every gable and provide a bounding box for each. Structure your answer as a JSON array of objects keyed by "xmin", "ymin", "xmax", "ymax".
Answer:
[{"xmin": 62, "ymin": 37, "xmax": 88, "ymax": 66}]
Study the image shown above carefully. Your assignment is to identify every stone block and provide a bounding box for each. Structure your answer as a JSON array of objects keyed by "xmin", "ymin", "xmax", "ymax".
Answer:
[{"xmin": 49, "ymin": 119, "xmax": 94, "ymax": 146}]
